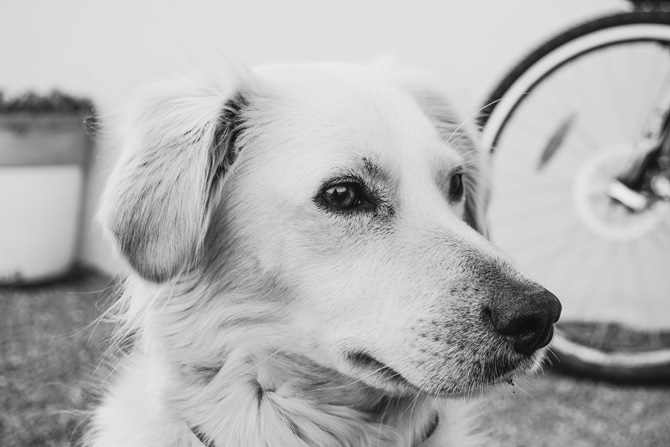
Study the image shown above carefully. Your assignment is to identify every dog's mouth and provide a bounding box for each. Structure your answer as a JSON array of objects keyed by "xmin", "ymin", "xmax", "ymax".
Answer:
[
  {"xmin": 345, "ymin": 344, "xmax": 543, "ymax": 396},
  {"xmin": 479, "ymin": 347, "xmax": 546, "ymax": 389},
  {"xmin": 345, "ymin": 351, "xmax": 418, "ymax": 391}
]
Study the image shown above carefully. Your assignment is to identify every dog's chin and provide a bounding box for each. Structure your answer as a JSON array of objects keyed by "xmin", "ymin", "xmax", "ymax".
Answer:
[
  {"xmin": 345, "ymin": 347, "xmax": 547, "ymax": 398},
  {"xmin": 442, "ymin": 348, "xmax": 548, "ymax": 398}
]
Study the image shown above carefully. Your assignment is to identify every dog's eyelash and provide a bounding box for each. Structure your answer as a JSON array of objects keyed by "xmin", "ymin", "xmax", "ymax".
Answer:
[{"xmin": 315, "ymin": 176, "xmax": 380, "ymax": 214}]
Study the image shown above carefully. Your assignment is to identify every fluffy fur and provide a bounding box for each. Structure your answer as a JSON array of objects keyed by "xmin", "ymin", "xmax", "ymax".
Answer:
[{"xmin": 89, "ymin": 60, "xmax": 558, "ymax": 447}]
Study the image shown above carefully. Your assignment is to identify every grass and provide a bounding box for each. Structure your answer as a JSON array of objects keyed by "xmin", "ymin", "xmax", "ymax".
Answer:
[
  {"xmin": 482, "ymin": 371, "xmax": 670, "ymax": 446},
  {"xmin": 0, "ymin": 268, "xmax": 115, "ymax": 447},
  {"xmin": 1, "ymin": 268, "xmax": 669, "ymax": 446}
]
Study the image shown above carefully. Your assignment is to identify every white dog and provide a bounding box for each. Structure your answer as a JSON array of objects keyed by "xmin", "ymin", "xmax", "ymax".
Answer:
[{"xmin": 89, "ymin": 60, "xmax": 561, "ymax": 447}]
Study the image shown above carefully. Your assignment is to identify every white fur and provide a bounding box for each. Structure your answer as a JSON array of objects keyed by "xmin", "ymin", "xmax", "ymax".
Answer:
[{"xmin": 89, "ymin": 60, "xmax": 552, "ymax": 447}]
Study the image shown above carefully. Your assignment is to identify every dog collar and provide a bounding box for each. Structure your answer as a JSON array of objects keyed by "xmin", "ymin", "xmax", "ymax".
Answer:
[{"xmin": 189, "ymin": 413, "xmax": 439, "ymax": 447}]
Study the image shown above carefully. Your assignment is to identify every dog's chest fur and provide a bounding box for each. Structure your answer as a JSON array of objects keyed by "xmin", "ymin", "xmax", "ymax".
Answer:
[{"xmin": 92, "ymin": 349, "xmax": 487, "ymax": 447}]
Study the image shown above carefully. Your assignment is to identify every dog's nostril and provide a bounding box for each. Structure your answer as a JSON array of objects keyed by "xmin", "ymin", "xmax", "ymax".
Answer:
[
  {"xmin": 494, "ymin": 313, "xmax": 542, "ymax": 335},
  {"xmin": 494, "ymin": 313, "xmax": 548, "ymax": 356},
  {"xmin": 515, "ymin": 317, "xmax": 542, "ymax": 338},
  {"xmin": 482, "ymin": 306, "xmax": 493, "ymax": 323},
  {"xmin": 489, "ymin": 288, "xmax": 561, "ymax": 356}
]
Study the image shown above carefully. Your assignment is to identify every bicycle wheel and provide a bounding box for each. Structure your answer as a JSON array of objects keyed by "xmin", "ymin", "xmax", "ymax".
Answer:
[{"xmin": 479, "ymin": 11, "xmax": 670, "ymax": 383}]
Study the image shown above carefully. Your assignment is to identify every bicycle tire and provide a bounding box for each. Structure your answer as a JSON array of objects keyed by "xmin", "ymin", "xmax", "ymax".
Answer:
[
  {"xmin": 478, "ymin": 10, "xmax": 670, "ymax": 383},
  {"xmin": 479, "ymin": 11, "xmax": 670, "ymax": 137}
]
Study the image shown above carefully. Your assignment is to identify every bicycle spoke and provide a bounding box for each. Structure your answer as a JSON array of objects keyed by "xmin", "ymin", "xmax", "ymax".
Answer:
[
  {"xmin": 497, "ymin": 219, "xmax": 584, "ymax": 270},
  {"xmin": 626, "ymin": 236, "xmax": 665, "ymax": 328},
  {"xmin": 492, "ymin": 173, "xmax": 574, "ymax": 198},
  {"xmin": 547, "ymin": 227, "xmax": 598, "ymax": 301},
  {"xmin": 490, "ymin": 197, "xmax": 572, "ymax": 230},
  {"xmin": 604, "ymin": 45, "xmax": 635, "ymax": 140},
  {"xmin": 636, "ymin": 232, "xmax": 670, "ymax": 328},
  {"xmin": 634, "ymin": 44, "xmax": 670, "ymax": 141},
  {"xmin": 574, "ymin": 50, "xmax": 614, "ymax": 148},
  {"xmin": 552, "ymin": 61, "xmax": 603, "ymax": 155}
]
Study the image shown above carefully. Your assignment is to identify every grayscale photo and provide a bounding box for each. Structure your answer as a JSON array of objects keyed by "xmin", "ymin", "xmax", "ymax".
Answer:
[{"xmin": 1, "ymin": 1, "xmax": 669, "ymax": 446}]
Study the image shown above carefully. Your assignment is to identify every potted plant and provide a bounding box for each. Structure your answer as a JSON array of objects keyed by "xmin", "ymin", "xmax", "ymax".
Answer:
[{"xmin": 0, "ymin": 90, "xmax": 96, "ymax": 283}]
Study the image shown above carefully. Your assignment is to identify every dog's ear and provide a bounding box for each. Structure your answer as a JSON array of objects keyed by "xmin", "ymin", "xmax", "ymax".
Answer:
[
  {"xmin": 375, "ymin": 62, "xmax": 490, "ymax": 237},
  {"xmin": 100, "ymin": 72, "xmax": 254, "ymax": 282}
]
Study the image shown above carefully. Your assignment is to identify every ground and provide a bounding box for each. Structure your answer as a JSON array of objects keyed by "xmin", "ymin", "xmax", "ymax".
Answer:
[{"xmin": 1, "ymin": 268, "xmax": 669, "ymax": 447}]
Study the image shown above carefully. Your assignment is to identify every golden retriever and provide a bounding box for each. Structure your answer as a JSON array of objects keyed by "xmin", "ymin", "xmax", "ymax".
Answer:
[{"xmin": 89, "ymin": 60, "xmax": 561, "ymax": 447}]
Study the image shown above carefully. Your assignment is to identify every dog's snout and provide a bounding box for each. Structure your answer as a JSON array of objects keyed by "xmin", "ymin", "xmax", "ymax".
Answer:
[{"xmin": 487, "ymin": 288, "xmax": 562, "ymax": 356}]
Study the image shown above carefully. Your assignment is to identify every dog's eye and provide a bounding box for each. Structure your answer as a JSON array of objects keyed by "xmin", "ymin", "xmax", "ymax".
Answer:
[
  {"xmin": 449, "ymin": 172, "xmax": 464, "ymax": 202},
  {"xmin": 321, "ymin": 183, "xmax": 361, "ymax": 209}
]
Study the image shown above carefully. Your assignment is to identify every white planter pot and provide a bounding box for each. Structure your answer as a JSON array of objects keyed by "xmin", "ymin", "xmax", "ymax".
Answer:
[{"xmin": 0, "ymin": 114, "xmax": 89, "ymax": 283}]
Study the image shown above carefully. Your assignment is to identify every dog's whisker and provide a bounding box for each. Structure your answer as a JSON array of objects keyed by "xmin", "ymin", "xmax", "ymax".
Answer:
[
  {"xmin": 307, "ymin": 365, "xmax": 394, "ymax": 392},
  {"xmin": 376, "ymin": 398, "xmax": 393, "ymax": 447},
  {"xmin": 241, "ymin": 347, "xmax": 285, "ymax": 375},
  {"xmin": 443, "ymin": 110, "xmax": 491, "ymax": 149},
  {"xmin": 444, "ymin": 93, "xmax": 535, "ymax": 152}
]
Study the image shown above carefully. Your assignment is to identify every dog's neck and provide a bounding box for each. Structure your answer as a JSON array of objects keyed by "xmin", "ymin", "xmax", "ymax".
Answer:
[
  {"xmin": 113, "ymin": 280, "xmax": 470, "ymax": 447},
  {"xmin": 96, "ymin": 279, "xmax": 487, "ymax": 447},
  {"xmin": 173, "ymin": 350, "xmax": 439, "ymax": 447}
]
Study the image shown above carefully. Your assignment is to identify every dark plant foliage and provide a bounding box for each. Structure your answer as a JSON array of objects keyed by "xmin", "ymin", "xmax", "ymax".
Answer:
[
  {"xmin": 0, "ymin": 90, "xmax": 95, "ymax": 115},
  {"xmin": 0, "ymin": 90, "xmax": 98, "ymax": 134}
]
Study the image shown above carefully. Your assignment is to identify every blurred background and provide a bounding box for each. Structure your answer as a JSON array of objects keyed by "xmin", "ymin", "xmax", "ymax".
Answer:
[
  {"xmin": 3, "ymin": 1, "xmax": 670, "ymax": 446},
  {"xmin": 1, "ymin": 0, "xmax": 617, "ymax": 277}
]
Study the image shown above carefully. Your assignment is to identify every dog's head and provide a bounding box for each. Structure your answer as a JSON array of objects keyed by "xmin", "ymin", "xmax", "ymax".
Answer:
[{"xmin": 101, "ymin": 62, "xmax": 561, "ymax": 396}]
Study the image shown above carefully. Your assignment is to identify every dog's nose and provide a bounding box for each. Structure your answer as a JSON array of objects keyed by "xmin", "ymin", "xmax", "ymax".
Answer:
[{"xmin": 487, "ymin": 288, "xmax": 562, "ymax": 356}]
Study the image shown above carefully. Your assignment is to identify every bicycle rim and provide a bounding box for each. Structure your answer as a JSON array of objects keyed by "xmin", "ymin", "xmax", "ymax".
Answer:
[{"xmin": 480, "ymin": 13, "xmax": 670, "ymax": 381}]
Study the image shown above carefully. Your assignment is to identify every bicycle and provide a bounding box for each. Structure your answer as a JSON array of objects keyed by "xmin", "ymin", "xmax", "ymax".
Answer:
[{"xmin": 478, "ymin": 0, "xmax": 670, "ymax": 383}]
